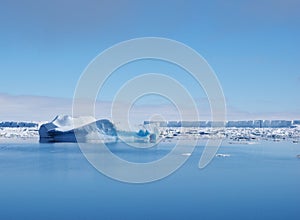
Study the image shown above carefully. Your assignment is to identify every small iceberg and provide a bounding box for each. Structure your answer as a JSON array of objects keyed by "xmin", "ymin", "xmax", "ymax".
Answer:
[
  {"xmin": 215, "ymin": 153, "xmax": 231, "ymax": 158},
  {"xmin": 39, "ymin": 115, "xmax": 117, "ymax": 143},
  {"xmin": 116, "ymin": 128, "xmax": 157, "ymax": 143}
]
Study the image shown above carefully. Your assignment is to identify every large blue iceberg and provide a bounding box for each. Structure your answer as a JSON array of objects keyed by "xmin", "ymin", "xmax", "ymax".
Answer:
[
  {"xmin": 39, "ymin": 115, "xmax": 117, "ymax": 143},
  {"xmin": 39, "ymin": 115, "xmax": 157, "ymax": 143}
]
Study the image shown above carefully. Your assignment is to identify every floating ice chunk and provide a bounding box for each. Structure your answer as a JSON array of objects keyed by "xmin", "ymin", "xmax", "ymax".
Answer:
[
  {"xmin": 215, "ymin": 153, "xmax": 230, "ymax": 158},
  {"xmin": 39, "ymin": 115, "xmax": 117, "ymax": 143}
]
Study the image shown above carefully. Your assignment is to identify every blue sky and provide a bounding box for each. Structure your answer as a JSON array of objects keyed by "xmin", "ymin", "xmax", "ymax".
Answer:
[{"xmin": 0, "ymin": 0, "xmax": 300, "ymax": 121}]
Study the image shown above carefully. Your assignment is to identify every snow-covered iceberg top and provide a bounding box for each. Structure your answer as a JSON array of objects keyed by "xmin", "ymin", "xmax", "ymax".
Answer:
[{"xmin": 49, "ymin": 115, "xmax": 96, "ymax": 132}]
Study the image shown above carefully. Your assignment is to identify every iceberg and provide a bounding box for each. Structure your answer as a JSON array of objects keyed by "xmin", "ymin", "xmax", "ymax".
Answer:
[
  {"xmin": 39, "ymin": 115, "xmax": 117, "ymax": 143},
  {"xmin": 215, "ymin": 153, "xmax": 230, "ymax": 158},
  {"xmin": 114, "ymin": 128, "xmax": 157, "ymax": 143}
]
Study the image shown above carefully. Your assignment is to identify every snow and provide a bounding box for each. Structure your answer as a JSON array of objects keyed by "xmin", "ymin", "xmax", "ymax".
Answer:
[
  {"xmin": 156, "ymin": 126, "xmax": 300, "ymax": 144},
  {"xmin": 0, "ymin": 127, "xmax": 38, "ymax": 139},
  {"xmin": 52, "ymin": 115, "xmax": 96, "ymax": 132}
]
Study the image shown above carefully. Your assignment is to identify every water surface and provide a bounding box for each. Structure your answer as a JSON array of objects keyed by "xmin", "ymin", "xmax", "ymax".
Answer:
[{"xmin": 0, "ymin": 141, "xmax": 299, "ymax": 219}]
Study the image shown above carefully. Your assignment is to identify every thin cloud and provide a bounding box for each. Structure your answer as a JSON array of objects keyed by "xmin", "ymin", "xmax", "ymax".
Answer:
[
  {"xmin": 0, "ymin": 93, "xmax": 299, "ymax": 122},
  {"xmin": 0, "ymin": 93, "xmax": 72, "ymax": 121}
]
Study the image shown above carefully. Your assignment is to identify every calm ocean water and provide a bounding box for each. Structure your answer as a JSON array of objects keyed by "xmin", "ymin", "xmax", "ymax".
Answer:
[{"xmin": 0, "ymin": 140, "xmax": 299, "ymax": 220}]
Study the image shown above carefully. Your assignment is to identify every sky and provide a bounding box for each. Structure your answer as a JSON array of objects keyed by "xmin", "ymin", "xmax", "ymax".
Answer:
[{"xmin": 0, "ymin": 0, "xmax": 300, "ymax": 121}]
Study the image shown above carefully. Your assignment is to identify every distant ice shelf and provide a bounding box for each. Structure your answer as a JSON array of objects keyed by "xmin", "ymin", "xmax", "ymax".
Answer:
[
  {"xmin": 0, "ymin": 121, "xmax": 38, "ymax": 128},
  {"xmin": 144, "ymin": 120, "xmax": 300, "ymax": 128}
]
